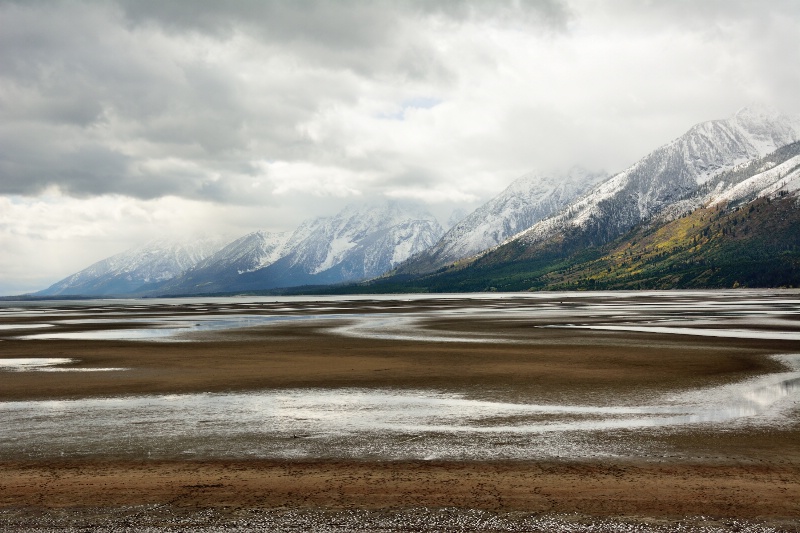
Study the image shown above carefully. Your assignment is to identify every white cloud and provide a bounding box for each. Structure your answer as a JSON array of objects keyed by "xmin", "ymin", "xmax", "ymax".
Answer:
[
  {"xmin": 0, "ymin": 190, "xmax": 298, "ymax": 294},
  {"xmin": 264, "ymin": 161, "xmax": 367, "ymax": 197},
  {"xmin": 1, "ymin": 0, "xmax": 799, "ymax": 293}
]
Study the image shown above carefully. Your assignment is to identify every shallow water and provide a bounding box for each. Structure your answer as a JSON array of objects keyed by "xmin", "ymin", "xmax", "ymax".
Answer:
[
  {"xmin": 4, "ymin": 290, "xmax": 800, "ymax": 343},
  {"xmin": 16, "ymin": 314, "xmax": 318, "ymax": 341},
  {"xmin": 2, "ymin": 290, "xmax": 800, "ymax": 461},
  {"xmin": 0, "ymin": 358, "xmax": 73, "ymax": 371},
  {"xmin": 1, "ymin": 356, "xmax": 797, "ymax": 461},
  {"xmin": 0, "ymin": 358, "xmax": 126, "ymax": 372},
  {"xmin": 558, "ymin": 324, "xmax": 800, "ymax": 341}
]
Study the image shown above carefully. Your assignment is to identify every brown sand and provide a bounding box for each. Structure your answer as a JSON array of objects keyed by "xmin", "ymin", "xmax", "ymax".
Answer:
[
  {"xmin": 0, "ymin": 320, "xmax": 788, "ymax": 402},
  {"xmin": 2, "ymin": 459, "xmax": 799, "ymax": 519},
  {"xmin": 1, "ymin": 298, "xmax": 799, "ymax": 528}
]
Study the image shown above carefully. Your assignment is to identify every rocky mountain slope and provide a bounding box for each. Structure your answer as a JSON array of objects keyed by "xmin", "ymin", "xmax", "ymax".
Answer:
[
  {"xmin": 36, "ymin": 202, "xmax": 443, "ymax": 297},
  {"xmin": 151, "ymin": 201, "xmax": 444, "ymax": 295},
  {"xmin": 36, "ymin": 236, "xmax": 228, "ymax": 296},
  {"xmin": 193, "ymin": 202, "xmax": 442, "ymax": 293},
  {"xmin": 530, "ymin": 142, "xmax": 800, "ymax": 290},
  {"xmin": 325, "ymin": 109, "xmax": 800, "ymax": 293},
  {"xmin": 395, "ymin": 167, "xmax": 606, "ymax": 274},
  {"xmin": 513, "ymin": 106, "xmax": 799, "ymax": 253}
]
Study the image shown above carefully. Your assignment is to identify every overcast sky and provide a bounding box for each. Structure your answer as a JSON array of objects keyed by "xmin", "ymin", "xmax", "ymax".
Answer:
[{"xmin": 2, "ymin": 0, "xmax": 799, "ymax": 294}]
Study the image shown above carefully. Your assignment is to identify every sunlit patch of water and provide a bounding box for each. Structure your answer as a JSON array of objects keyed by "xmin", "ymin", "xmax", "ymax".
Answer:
[
  {"xmin": 1, "ymin": 356, "xmax": 797, "ymax": 461},
  {"xmin": 554, "ymin": 324, "xmax": 800, "ymax": 341},
  {"xmin": 0, "ymin": 358, "xmax": 73, "ymax": 371},
  {"xmin": 0, "ymin": 323, "xmax": 54, "ymax": 330},
  {"xmin": 14, "ymin": 315, "xmax": 320, "ymax": 341},
  {"xmin": 328, "ymin": 315, "xmax": 519, "ymax": 343},
  {"xmin": 0, "ymin": 358, "xmax": 127, "ymax": 372}
]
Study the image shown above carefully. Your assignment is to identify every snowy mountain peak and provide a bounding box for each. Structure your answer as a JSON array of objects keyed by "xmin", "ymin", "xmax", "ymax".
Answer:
[
  {"xmin": 285, "ymin": 200, "xmax": 442, "ymax": 276},
  {"xmin": 395, "ymin": 167, "xmax": 607, "ymax": 274},
  {"xmin": 191, "ymin": 230, "xmax": 291, "ymax": 275},
  {"xmin": 516, "ymin": 106, "xmax": 800, "ymax": 249},
  {"xmin": 730, "ymin": 104, "xmax": 800, "ymax": 155},
  {"xmin": 733, "ymin": 103, "xmax": 784, "ymax": 123},
  {"xmin": 37, "ymin": 234, "xmax": 228, "ymax": 296}
]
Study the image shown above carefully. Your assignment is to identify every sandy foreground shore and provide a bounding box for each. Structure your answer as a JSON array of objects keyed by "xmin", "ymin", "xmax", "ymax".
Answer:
[{"xmin": 1, "ymin": 294, "xmax": 799, "ymax": 531}]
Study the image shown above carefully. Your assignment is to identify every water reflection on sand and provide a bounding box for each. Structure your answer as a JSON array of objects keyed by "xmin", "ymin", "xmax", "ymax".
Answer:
[
  {"xmin": 1, "ymin": 356, "xmax": 798, "ymax": 461},
  {"xmin": 556, "ymin": 324, "xmax": 800, "ymax": 341},
  {"xmin": 16, "ymin": 314, "xmax": 315, "ymax": 341},
  {"xmin": 0, "ymin": 358, "xmax": 72, "ymax": 371},
  {"xmin": 0, "ymin": 358, "xmax": 127, "ymax": 372},
  {"xmin": 5, "ymin": 289, "xmax": 799, "ymax": 343},
  {"xmin": 2, "ymin": 290, "xmax": 800, "ymax": 461}
]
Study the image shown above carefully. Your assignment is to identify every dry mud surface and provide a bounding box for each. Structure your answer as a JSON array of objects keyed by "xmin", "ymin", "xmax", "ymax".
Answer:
[{"xmin": 1, "ymin": 290, "xmax": 799, "ymax": 531}]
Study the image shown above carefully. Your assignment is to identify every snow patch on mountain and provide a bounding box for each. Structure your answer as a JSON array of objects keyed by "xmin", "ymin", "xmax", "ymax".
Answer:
[
  {"xmin": 283, "ymin": 201, "xmax": 444, "ymax": 280},
  {"xmin": 730, "ymin": 104, "xmax": 800, "ymax": 160},
  {"xmin": 709, "ymin": 154, "xmax": 800, "ymax": 206},
  {"xmin": 37, "ymin": 235, "xmax": 228, "ymax": 296},
  {"xmin": 188, "ymin": 230, "xmax": 291, "ymax": 275},
  {"xmin": 517, "ymin": 106, "xmax": 800, "ymax": 248},
  {"xmin": 397, "ymin": 167, "xmax": 606, "ymax": 273},
  {"xmin": 311, "ymin": 237, "xmax": 356, "ymax": 274},
  {"xmin": 238, "ymin": 201, "xmax": 443, "ymax": 287}
]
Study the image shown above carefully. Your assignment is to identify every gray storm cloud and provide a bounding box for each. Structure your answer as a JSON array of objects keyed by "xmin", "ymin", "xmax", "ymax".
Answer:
[{"xmin": 0, "ymin": 0, "xmax": 570, "ymax": 201}]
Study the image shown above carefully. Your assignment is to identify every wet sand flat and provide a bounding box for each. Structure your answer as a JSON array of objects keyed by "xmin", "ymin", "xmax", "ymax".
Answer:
[
  {"xmin": 1, "ymin": 291, "xmax": 799, "ymax": 530},
  {"xmin": 2, "ymin": 459, "xmax": 799, "ymax": 519},
  {"xmin": 0, "ymin": 321, "xmax": 789, "ymax": 402}
]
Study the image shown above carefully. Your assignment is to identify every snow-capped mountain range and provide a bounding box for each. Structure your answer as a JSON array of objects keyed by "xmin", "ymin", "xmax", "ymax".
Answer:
[
  {"xmin": 364, "ymin": 106, "xmax": 800, "ymax": 293},
  {"xmin": 158, "ymin": 201, "xmax": 444, "ymax": 294},
  {"xmin": 37, "ymin": 236, "xmax": 228, "ymax": 296},
  {"xmin": 396, "ymin": 167, "xmax": 607, "ymax": 274},
  {"xmin": 512, "ymin": 105, "xmax": 800, "ymax": 250},
  {"xmin": 283, "ymin": 202, "xmax": 441, "ymax": 278},
  {"xmin": 146, "ymin": 230, "xmax": 293, "ymax": 296},
  {"xmin": 32, "ymin": 105, "xmax": 800, "ymax": 297},
  {"xmin": 38, "ymin": 201, "xmax": 444, "ymax": 296}
]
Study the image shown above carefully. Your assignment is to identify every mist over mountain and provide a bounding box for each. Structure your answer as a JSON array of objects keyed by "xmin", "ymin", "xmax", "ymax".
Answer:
[
  {"xmin": 511, "ymin": 106, "xmax": 800, "ymax": 253},
  {"xmin": 159, "ymin": 201, "xmax": 444, "ymax": 294},
  {"xmin": 327, "ymin": 106, "xmax": 800, "ymax": 293},
  {"xmin": 36, "ymin": 201, "xmax": 443, "ymax": 297},
  {"xmin": 26, "ymin": 106, "xmax": 800, "ymax": 298},
  {"xmin": 36, "ymin": 236, "xmax": 228, "ymax": 297}
]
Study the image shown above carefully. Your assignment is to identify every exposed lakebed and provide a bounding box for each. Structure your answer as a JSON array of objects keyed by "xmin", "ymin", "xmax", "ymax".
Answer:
[{"xmin": 1, "ymin": 290, "xmax": 799, "ymax": 461}]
